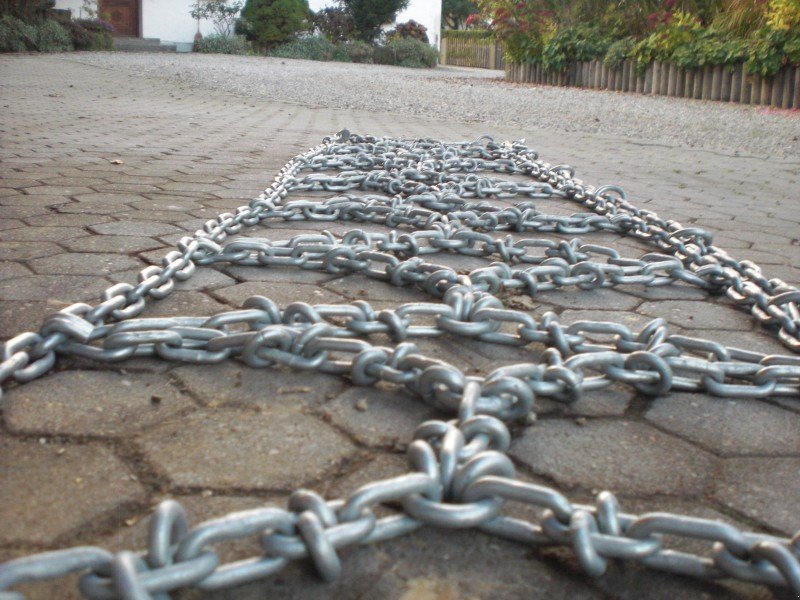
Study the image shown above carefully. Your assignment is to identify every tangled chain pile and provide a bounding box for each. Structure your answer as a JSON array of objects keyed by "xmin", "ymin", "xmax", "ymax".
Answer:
[{"xmin": 0, "ymin": 131, "xmax": 798, "ymax": 599}]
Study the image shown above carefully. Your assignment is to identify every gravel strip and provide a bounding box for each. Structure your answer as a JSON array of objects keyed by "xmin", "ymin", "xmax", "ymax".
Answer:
[{"xmin": 60, "ymin": 52, "xmax": 800, "ymax": 158}]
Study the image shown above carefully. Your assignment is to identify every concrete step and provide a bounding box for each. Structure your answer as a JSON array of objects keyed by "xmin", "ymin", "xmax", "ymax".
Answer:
[{"xmin": 113, "ymin": 37, "xmax": 176, "ymax": 53}]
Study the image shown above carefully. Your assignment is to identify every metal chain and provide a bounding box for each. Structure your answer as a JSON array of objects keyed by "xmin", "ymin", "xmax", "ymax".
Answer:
[{"xmin": 0, "ymin": 131, "xmax": 798, "ymax": 599}]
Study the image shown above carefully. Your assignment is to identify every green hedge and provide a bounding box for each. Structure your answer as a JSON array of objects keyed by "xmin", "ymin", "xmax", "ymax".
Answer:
[
  {"xmin": 484, "ymin": 2, "xmax": 800, "ymax": 77},
  {"xmin": 442, "ymin": 29, "xmax": 492, "ymax": 40},
  {"xmin": 0, "ymin": 15, "xmax": 72, "ymax": 52},
  {"xmin": 194, "ymin": 34, "xmax": 250, "ymax": 55},
  {"xmin": 268, "ymin": 35, "xmax": 436, "ymax": 68}
]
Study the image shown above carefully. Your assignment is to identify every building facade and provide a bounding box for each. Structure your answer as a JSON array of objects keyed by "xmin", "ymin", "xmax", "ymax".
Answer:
[{"xmin": 55, "ymin": 0, "xmax": 442, "ymax": 48}]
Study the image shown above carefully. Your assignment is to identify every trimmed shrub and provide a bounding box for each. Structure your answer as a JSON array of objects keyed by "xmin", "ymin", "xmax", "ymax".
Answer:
[
  {"xmin": 389, "ymin": 20, "xmax": 428, "ymax": 44},
  {"xmin": 0, "ymin": 15, "xmax": 72, "ymax": 52},
  {"xmin": 238, "ymin": 0, "xmax": 309, "ymax": 48},
  {"xmin": 441, "ymin": 29, "xmax": 492, "ymax": 40},
  {"xmin": 194, "ymin": 33, "xmax": 250, "ymax": 54},
  {"xmin": 339, "ymin": 0, "xmax": 409, "ymax": 42},
  {"xmin": 68, "ymin": 18, "xmax": 114, "ymax": 51},
  {"xmin": 36, "ymin": 19, "xmax": 73, "ymax": 52},
  {"xmin": 345, "ymin": 39, "xmax": 373, "ymax": 63},
  {"xmin": 269, "ymin": 35, "xmax": 336, "ymax": 61},
  {"xmin": 374, "ymin": 38, "xmax": 437, "ymax": 68},
  {"xmin": 0, "ymin": 15, "xmax": 37, "ymax": 51},
  {"xmin": 312, "ymin": 6, "xmax": 353, "ymax": 42}
]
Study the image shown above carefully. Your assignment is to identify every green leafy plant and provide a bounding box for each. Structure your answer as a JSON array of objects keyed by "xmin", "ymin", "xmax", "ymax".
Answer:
[
  {"xmin": 441, "ymin": 29, "xmax": 493, "ymax": 39},
  {"xmin": 373, "ymin": 37, "xmax": 437, "ymax": 67},
  {"xmin": 388, "ymin": 19, "xmax": 428, "ymax": 44},
  {"xmin": 338, "ymin": 0, "xmax": 409, "ymax": 42},
  {"xmin": 36, "ymin": 18, "xmax": 72, "ymax": 52},
  {"xmin": 312, "ymin": 6, "xmax": 354, "ymax": 42},
  {"xmin": 541, "ymin": 24, "xmax": 611, "ymax": 72},
  {"xmin": 190, "ymin": 1, "xmax": 243, "ymax": 37},
  {"xmin": 0, "ymin": 14, "xmax": 37, "ymax": 51},
  {"xmin": 603, "ymin": 36, "xmax": 635, "ymax": 69},
  {"xmin": 269, "ymin": 34, "xmax": 337, "ymax": 60},
  {"xmin": 443, "ymin": 0, "xmax": 479, "ymax": 29},
  {"xmin": 344, "ymin": 39, "xmax": 373, "ymax": 62},
  {"xmin": 67, "ymin": 18, "xmax": 114, "ymax": 50},
  {"xmin": 194, "ymin": 33, "xmax": 250, "ymax": 53},
  {"xmin": 238, "ymin": 0, "xmax": 309, "ymax": 48}
]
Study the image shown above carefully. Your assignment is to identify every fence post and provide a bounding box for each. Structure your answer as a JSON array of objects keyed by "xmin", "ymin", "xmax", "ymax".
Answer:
[
  {"xmin": 488, "ymin": 42, "xmax": 496, "ymax": 72},
  {"xmin": 440, "ymin": 37, "xmax": 448, "ymax": 66},
  {"xmin": 780, "ymin": 66, "xmax": 792, "ymax": 108},
  {"xmin": 793, "ymin": 66, "xmax": 800, "ymax": 110},
  {"xmin": 720, "ymin": 66, "xmax": 731, "ymax": 102},
  {"xmin": 730, "ymin": 65, "xmax": 741, "ymax": 103},
  {"xmin": 770, "ymin": 70, "xmax": 783, "ymax": 107},
  {"xmin": 666, "ymin": 63, "xmax": 676, "ymax": 96}
]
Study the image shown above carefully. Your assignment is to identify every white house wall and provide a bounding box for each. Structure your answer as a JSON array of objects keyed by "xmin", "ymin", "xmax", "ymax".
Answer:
[
  {"xmin": 142, "ymin": 0, "xmax": 217, "ymax": 44},
  {"xmin": 55, "ymin": 0, "xmax": 440, "ymax": 46},
  {"xmin": 54, "ymin": 0, "xmax": 218, "ymax": 44},
  {"xmin": 308, "ymin": 0, "xmax": 441, "ymax": 48}
]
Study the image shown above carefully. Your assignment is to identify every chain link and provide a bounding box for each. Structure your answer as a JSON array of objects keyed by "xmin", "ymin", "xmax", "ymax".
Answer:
[{"xmin": 0, "ymin": 131, "xmax": 798, "ymax": 599}]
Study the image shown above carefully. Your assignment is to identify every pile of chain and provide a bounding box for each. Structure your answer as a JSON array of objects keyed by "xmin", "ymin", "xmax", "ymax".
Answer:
[{"xmin": 1, "ymin": 131, "xmax": 798, "ymax": 599}]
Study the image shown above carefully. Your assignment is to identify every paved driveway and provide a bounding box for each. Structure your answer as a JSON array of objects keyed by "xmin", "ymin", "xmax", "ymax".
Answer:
[{"xmin": 0, "ymin": 55, "xmax": 799, "ymax": 599}]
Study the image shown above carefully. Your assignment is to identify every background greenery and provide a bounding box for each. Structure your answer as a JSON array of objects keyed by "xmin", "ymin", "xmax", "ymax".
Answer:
[{"xmin": 475, "ymin": 0, "xmax": 800, "ymax": 76}]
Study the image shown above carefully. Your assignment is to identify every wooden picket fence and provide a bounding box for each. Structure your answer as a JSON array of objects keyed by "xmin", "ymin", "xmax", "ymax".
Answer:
[
  {"xmin": 506, "ymin": 59, "xmax": 800, "ymax": 109},
  {"xmin": 440, "ymin": 36, "xmax": 505, "ymax": 70}
]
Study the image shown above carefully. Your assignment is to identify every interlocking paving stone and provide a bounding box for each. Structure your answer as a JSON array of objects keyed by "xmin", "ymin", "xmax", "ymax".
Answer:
[
  {"xmin": 0, "ymin": 261, "xmax": 32, "ymax": 280},
  {"xmin": 3, "ymin": 371, "xmax": 193, "ymax": 438},
  {"xmin": 221, "ymin": 264, "xmax": 332, "ymax": 284},
  {"xmin": 645, "ymin": 392, "xmax": 800, "ymax": 456},
  {"xmin": 136, "ymin": 409, "xmax": 357, "ymax": 490},
  {"xmin": 213, "ymin": 281, "xmax": 347, "ymax": 307},
  {"xmin": 28, "ymin": 252, "xmax": 140, "ymax": 275},
  {"xmin": 324, "ymin": 452, "xmax": 409, "ymax": 499},
  {"xmin": 319, "ymin": 386, "xmax": 438, "ymax": 449},
  {"xmin": 169, "ymin": 267, "xmax": 235, "ymax": 291},
  {"xmin": 91, "ymin": 220, "xmax": 182, "ymax": 237},
  {"xmin": 136, "ymin": 290, "xmax": 230, "ymax": 317},
  {"xmin": 0, "ymin": 274, "xmax": 109, "ymax": 302},
  {"xmin": 527, "ymin": 288, "xmax": 641, "ymax": 310},
  {"xmin": 172, "ymin": 362, "xmax": 344, "ymax": 409},
  {"xmin": 322, "ymin": 274, "xmax": 430, "ymax": 304},
  {"xmin": 638, "ymin": 299, "xmax": 752, "ymax": 330},
  {"xmin": 714, "ymin": 457, "xmax": 800, "ymax": 535},
  {"xmin": 369, "ymin": 528, "xmax": 602, "ymax": 599},
  {"xmin": 0, "ymin": 300, "xmax": 69, "ymax": 338},
  {"xmin": 535, "ymin": 383, "xmax": 635, "ymax": 417},
  {"xmin": 0, "ymin": 435, "xmax": 146, "ymax": 544},
  {"xmin": 0, "ymin": 225, "xmax": 88, "ymax": 242},
  {"xmin": 59, "ymin": 234, "xmax": 164, "ymax": 254},
  {"xmin": 510, "ymin": 420, "xmax": 716, "ymax": 496}
]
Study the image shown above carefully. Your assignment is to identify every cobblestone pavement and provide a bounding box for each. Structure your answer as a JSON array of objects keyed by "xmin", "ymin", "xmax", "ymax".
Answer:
[{"xmin": 1, "ymin": 55, "xmax": 799, "ymax": 599}]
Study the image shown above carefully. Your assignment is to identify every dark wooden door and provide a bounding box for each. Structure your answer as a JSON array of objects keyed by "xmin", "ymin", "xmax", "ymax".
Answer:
[{"xmin": 99, "ymin": 0, "xmax": 139, "ymax": 37}]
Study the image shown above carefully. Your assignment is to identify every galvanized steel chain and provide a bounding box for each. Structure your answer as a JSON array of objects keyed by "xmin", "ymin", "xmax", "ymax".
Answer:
[{"xmin": 0, "ymin": 131, "xmax": 798, "ymax": 599}]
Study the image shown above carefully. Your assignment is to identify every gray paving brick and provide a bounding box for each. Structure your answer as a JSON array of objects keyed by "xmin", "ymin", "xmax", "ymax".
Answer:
[
  {"xmin": 28, "ymin": 252, "xmax": 139, "ymax": 275},
  {"xmin": 172, "ymin": 362, "xmax": 344, "ymax": 409},
  {"xmin": 645, "ymin": 393, "xmax": 800, "ymax": 456},
  {"xmin": 3, "ymin": 371, "xmax": 194, "ymax": 438},
  {"xmin": 0, "ymin": 274, "xmax": 109, "ymax": 302},
  {"xmin": 714, "ymin": 457, "xmax": 800, "ymax": 535},
  {"xmin": 0, "ymin": 435, "xmax": 146, "ymax": 544},
  {"xmin": 319, "ymin": 385, "xmax": 438, "ymax": 449},
  {"xmin": 91, "ymin": 220, "xmax": 182, "ymax": 237},
  {"xmin": 638, "ymin": 299, "xmax": 751, "ymax": 330},
  {"xmin": 136, "ymin": 409, "xmax": 357, "ymax": 490},
  {"xmin": 510, "ymin": 420, "xmax": 716, "ymax": 496},
  {"xmin": 213, "ymin": 281, "xmax": 347, "ymax": 307},
  {"xmin": 60, "ymin": 234, "xmax": 164, "ymax": 253}
]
